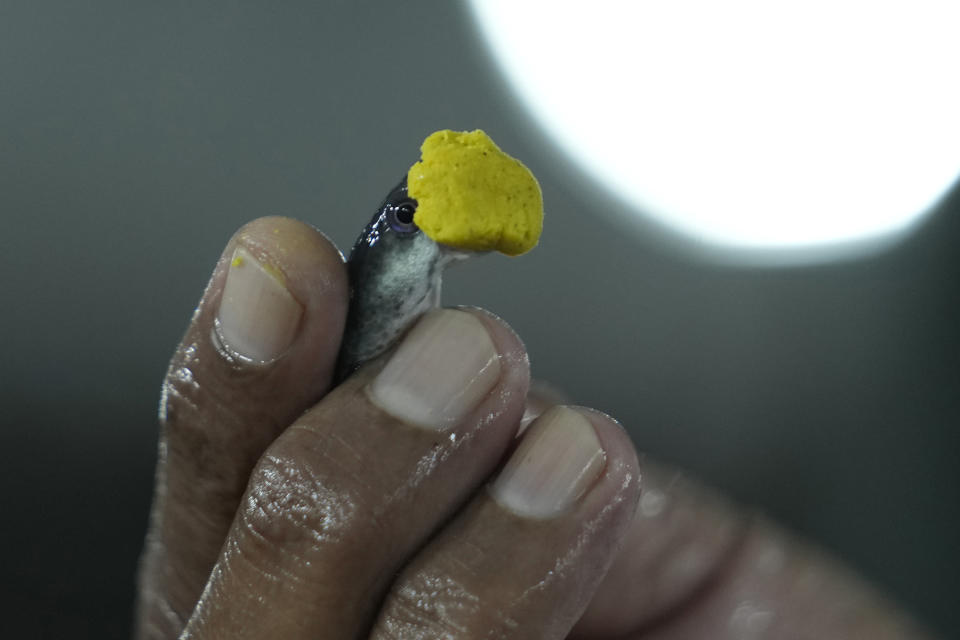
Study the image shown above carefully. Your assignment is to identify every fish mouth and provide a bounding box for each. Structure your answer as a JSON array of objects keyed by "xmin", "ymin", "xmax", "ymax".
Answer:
[{"xmin": 436, "ymin": 244, "xmax": 475, "ymax": 265}]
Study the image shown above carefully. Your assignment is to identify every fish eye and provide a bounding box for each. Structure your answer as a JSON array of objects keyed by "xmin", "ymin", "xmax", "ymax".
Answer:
[
  {"xmin": 396, "ymin": 202, "xmax": 415, "ymax": 224},
  {"xmin": 387, "ymin": 200, "xmax": 419, "ymax": 234}
]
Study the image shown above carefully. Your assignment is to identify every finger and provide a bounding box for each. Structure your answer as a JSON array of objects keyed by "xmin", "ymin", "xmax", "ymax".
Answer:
[
  {"xmin": 573, "ymin": 461, "xmax": 935, "ymax": 639},
  {"xmin": 521, "ymin": 378, "xmax": 569, "ymax": 429},
  {"xmin": 371, "ymin": 406, "xmax": 642, "ymax": 640},
  {"xmin": 573, "ymin": 461, "xmax": 745, "ymax": 637},
  {"xmin": 136, "ymin": 217, "xmax": 348, "ymax": 639},
  {"xmin": 181, "ymin": 308, "xmax": 530, "ymax": 640}
]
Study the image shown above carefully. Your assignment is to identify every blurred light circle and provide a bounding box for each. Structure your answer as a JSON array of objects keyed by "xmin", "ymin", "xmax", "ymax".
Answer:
[{"xmin": 469, "ymin": 1, "xmax": 960, "ymax": 259}]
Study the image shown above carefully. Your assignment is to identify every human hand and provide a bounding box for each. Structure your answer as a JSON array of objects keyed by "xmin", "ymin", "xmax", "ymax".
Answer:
[{"xmin": 135, "ymin": 217, "xmax": 934, "ymax": 639}]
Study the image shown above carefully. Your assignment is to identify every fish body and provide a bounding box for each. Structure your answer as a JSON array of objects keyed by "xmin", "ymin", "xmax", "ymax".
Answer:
[
  {"xmin": 334, "ymin": 130, "xmax": 543, "ymax": 381},
  {"xmin": 335, "ymin": 179, "xmax": 465, "ymax": 381}
]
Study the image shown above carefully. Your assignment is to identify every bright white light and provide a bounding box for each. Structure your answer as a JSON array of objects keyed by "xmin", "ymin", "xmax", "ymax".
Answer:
[{"xmin": 469, "ymin": 1, "xmax": 960, "ymax": 260}]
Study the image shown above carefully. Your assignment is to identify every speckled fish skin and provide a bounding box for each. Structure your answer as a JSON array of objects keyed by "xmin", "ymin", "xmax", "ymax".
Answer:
[{"xmin": 335, "ymin": 178, "xmax": 466, "ymax": 382}]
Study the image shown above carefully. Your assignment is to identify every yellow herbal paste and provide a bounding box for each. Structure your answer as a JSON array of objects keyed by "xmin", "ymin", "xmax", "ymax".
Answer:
[{"xmin": 408, "ymin": 129, "xmax": 543, "ymax": 256}]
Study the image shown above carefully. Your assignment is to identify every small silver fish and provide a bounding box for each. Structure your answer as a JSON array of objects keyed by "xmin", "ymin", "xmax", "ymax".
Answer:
[{"xmin": 335, "ymin": 178, "xmax": 468, "ymax": 381}]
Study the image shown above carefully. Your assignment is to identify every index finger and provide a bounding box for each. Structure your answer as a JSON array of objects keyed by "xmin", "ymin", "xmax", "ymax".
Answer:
[{"xmin": 136, "ymin": 216, "xmax": 348, "ymax": 639}]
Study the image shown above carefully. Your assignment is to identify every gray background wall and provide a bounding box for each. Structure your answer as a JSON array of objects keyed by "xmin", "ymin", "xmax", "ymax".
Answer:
[{"xmin": 1, "ymin": 1, "xmax": 957, "ymax": 636}]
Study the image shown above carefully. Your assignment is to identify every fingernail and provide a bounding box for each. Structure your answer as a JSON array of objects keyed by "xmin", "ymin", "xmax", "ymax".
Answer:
[
  {"xmin": 491, "ymin": 406, "xmax": 606, "ymax": 518},
  {"xmin": 368, "ymin": 309, "xmax": 501, "ymax": 430},
  {"xmin": 216, "ymin": 247, "xmax": 303, "ymax": 363}
]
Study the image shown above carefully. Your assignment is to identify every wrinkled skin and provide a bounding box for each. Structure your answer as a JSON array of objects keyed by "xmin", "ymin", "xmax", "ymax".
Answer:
[{"xmin": 135, "ymin": 217, "xmax": 937, "ymax": 639}]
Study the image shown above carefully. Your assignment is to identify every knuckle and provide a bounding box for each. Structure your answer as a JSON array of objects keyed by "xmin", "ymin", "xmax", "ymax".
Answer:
[
  {"xmin": 238, "ymin": 438, "xmax": 360, "ymax": 552},
  {"xmin": 378, "ymin": 570, "xmax": 517, "ymax": 640},
  {"xmin": 161, "ymin": 378, "xmax": 233, "ymax": 486},
  {"xmin": 159, "ymin": 344, "xmax": 279, "ymax": 484},
  {"xmin": 160, "ymin": 342, "xmax": 259, "ymax": 434},
  {"xmin": 160, "ymin": 362, "xmax": 230, "ymax": 481},
  {"xmin": 160, "ymin": 355, "xmax": 203, "ymax": 429}
]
